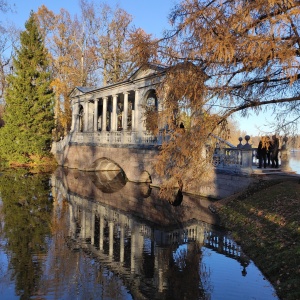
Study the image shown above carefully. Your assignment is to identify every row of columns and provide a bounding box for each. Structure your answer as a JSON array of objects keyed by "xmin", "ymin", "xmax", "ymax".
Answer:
[
  {"xmin": 79, "ymin": 90, "xmax": 141, "ymax": 133},
  {"xmin": 70, "ymin": 203, "xmax": 145, "ymax": 273}
]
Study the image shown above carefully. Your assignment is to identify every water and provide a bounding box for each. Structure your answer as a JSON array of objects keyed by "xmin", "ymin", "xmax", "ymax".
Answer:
[
  {"xmin": 290, "ymin": 150, "xmax": 300, "ymax": 174},
  {"xmin": 0, "ymin": 168, "xmax": 280, "ymax": 300}
]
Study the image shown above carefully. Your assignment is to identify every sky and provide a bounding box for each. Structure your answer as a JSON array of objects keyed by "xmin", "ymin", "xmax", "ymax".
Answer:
[{"xmin": 2, "ymin": 0, "xmax": 276, "ymax": 138}]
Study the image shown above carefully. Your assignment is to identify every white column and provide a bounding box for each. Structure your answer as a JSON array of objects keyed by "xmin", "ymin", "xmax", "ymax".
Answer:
[
  {"xmin": 84, "ymin": 100, "xmax": 89, "ymax": 132},
  {"xmin": 102, "ymin": 97, "xmax": 107, "ymax": 132},
  {"xmin": 94, "ymin": 99, "xmax": 98, "ymax": 132},
  {"xmin": 70, "ymin": 101, "xmax": 77, "ymax": 132},
  {"xmin": 123, "ymin": 92, "xmax": 129, "ymax": 130},
  {"xmin": 112, "ymin": 94, "xmax": 118, "ymax": 131},
  {"xmin": 134, "ymin": 90, "xmax": 139, "ymax": 131}
]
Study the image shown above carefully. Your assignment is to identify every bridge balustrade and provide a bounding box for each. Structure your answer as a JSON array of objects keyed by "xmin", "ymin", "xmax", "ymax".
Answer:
[
  {"xmin": 213, "ymin": 144, "xmax": 290, "ymax": 173},
  {"xmin": 52, "ymin": 132, "xmax": 290, "ymax": 175},
  {"xmin": 54, "ymin": 131, "xmax": 160, "ymax": 149},
  {"xmin": 213, "ymin": 148, "xmax": 242, "ymax": 167},
  {"xmin": 213, "ymin": 146, "xmax": 256, "ymax": 174},
  {"xmin": 51, "ymin": 134, "xmax": 71, "ymax": 153}
]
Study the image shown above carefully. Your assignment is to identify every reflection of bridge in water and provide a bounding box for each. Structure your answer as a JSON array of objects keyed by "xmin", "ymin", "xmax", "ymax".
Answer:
[{"xmin": 52, "ymin": 167, "xmax": 250, "ymax": 299}]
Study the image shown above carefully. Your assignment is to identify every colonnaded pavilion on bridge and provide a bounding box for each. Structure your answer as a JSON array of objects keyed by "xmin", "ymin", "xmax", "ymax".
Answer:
[{"xmin": 68, "ymin": 64, "xmax": 166, "ymax": 146}]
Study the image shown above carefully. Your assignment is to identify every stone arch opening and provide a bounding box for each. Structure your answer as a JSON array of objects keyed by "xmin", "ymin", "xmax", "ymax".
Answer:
[
  {"xmin": 78, "ymin": 105, "xmax": 84, "ymax": 132},
  {"xmin": 144, "ymin": 89, "xmax": 159, "ymax": 132},
  {"xmin": 92, "ymin": 157, "xmax": 124, "ymax": 173},
  {"xmin": 145, "ymin": 89, "xmax": 158, "ymax": 110},
  {"xmin": 97, "ymin": 101, "xmax": 103, "ymax": 131}
]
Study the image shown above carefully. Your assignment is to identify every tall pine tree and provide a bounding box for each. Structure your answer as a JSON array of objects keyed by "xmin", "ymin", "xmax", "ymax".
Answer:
[{"xmin": 0, "ymin": 11, "xmax": 54, "ymax": 164}]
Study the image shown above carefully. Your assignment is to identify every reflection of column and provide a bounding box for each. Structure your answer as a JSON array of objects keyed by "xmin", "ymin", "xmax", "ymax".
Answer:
[
  {"xmin": 134, "ymin": 90, "xmax": 139, "ymax": 131},
  {"xmin": 99, "ymin": 217, "xmax": 104, "ymax": 251},
  {"xmin": 102, "ymin": 97, "xmax": 107, "ymax": 132},
  {"xmin": 159, "ymin": 268, "xmax": 164, "ymax": 292},
  {"xmin": 112, "ymin": 94, "xmax": 118, "ymax": 131},
  {"xmin": 81, "ymin": 210, "xmax": 86, "ymax": 239},
  {"xmin": 69, "ymin": 203, "xmax": 76, "ymax": 239},
  {"xmin": 109, "ymin": 221, "xmax": 114, "ymax": 257},
  {"xmin": 94, "ymin": 99, "xmax": 98, "ymax": 132},
  {"xmin": 155, "ymin": 247, "xmax": 167, "ymax": 292},
  {"xmin": 120, "ymin": 225, "xmax": 125, "ymax": 263},
  {"xmin": 123, "ymin": 92, "xmax": 129, "ymax": 130},
  {"xmin": 84, "ymin": 100, "xmax": 89, "ymax": 132},
  {"xmin": 91, "ymin": 213, "xmax": 95, "ymax": 245},
  {"xmin": 131, "ymin": 230, "xmax": 135, "ymax": 273}
]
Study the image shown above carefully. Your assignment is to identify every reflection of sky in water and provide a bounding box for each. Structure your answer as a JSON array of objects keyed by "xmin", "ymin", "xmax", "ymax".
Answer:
[
  {"xmin": 290, "ymin": 150, "xmax": 300, "ymax": 174},
  {"xmin": 172, "ymin": 243, "xmax": 278, "ymax": 300},
  {"xmin": 173, "ymin": 244, "xmax": 188, "ymax": 271},
  {"xmin": 0, "ymin": 246, "xmax": 16, "ymax": 299},
  {"xmin": 201, "ymin": 248, "xmax": 278, "ymax": 300}
]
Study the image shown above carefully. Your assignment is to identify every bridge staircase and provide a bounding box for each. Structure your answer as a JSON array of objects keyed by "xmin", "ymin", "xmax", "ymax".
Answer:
[{"xmin": 251, "ymin": 165, "xmax": 297, "ymax": 177}]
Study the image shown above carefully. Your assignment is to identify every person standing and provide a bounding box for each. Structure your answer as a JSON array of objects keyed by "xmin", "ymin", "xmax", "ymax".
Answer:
[
  {"xmin": 271, "ymin": 134, "xmax": 280, "ymax": 168},
  {"xmin": 257, "ymin": 136, "xmax": 270, "ymax": 168}
]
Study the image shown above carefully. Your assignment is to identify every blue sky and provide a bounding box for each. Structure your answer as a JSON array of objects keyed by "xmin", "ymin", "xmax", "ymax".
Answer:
[
  {"xmin": 3, "ymin": 0, "xmax": 273, "ymax": 138},
  {"xmin": 4, "ymin": 0, "xmax": 177, "ymax": 37}
]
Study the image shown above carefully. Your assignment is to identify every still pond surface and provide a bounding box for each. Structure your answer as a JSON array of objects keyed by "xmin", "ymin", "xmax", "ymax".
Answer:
[{"xmin": 1, "ymin": 153, "xmax": 299, "ymax": 300}]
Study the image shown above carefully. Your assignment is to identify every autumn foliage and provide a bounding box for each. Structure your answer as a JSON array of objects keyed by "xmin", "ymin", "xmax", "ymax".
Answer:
[{"xmin": 129, "ymin": 0, "xmax": 300, "ymax": 191}]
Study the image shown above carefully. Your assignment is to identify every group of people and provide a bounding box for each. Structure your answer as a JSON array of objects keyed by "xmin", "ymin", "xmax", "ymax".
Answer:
[{"xmin": 257, "ymin": 135, "xmax": 279, "ymax": 169}]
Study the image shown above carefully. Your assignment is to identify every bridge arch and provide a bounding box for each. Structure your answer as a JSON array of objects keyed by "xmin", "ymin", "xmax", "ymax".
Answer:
[
  {"xmin": 144, "ymin": 89, "xmax": 158, "ymax": 109},
  {"xmin": 87, "ymin": 153, "xmax": 154, "ymax": 184},
  {"xmin": 91, "ymin": 157, "xmax": 123, "ymax": 172}
]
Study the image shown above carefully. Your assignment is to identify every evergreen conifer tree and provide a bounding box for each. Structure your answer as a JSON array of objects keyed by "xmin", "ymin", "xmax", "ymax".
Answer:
[{"xmin": 0, "ymin": 11, "xmax": 54, "ymax": 164}]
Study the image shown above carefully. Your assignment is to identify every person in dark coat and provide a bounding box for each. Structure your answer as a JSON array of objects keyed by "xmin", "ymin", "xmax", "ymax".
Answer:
[
  {"xmin": 270, "ymin": 134, "xmax": 280, "ymax": 168},
  {"xmin": 257, "ymin": 136, "xmax": 270, "ymax": 168},
  {"xmin": 266, "ymin": 136, "xmax": 271, "ymax": 166}
]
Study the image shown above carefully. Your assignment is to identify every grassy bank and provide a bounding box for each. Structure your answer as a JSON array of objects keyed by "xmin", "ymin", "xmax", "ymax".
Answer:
[
  {"xmin": 213, "ymin": 176, "xmax": 300, "ymax": 300},
  {"xmin": 0, "ymin": 155, "xmax": 57, "ymax": 173}
]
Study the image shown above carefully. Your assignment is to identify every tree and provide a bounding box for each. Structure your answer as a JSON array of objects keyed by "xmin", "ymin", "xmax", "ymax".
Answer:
[
  {"xmin": 0, "ymin": 0, "xmax": 9, "ymax": 13},
  {"xmin": 36, "ymin": 6, "xmax": 89, "ymax": 139},
  {"xmin": 132, "ymin": 0, "xmax": 300, "ymax": 192},
  {"xmin": 0, "ymin": 171, "xmax": 53, "ymax": 298},
  {"xmin": 0, "ymin": 12, "xmax": 54, "ymax": 164},
  {"xmin": 89, "ymin": 2, "xmax": 137, "ymax": 85},
  {"xmin": 0, "ymin": 0, "xmax": 18, "ymax": 103},
  {"xmin": 36, "ymin": 1, "xmax": 137, "ymax": 138}
]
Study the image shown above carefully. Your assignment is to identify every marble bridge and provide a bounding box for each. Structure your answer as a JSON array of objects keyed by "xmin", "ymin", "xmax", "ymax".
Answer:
[{"xmin": 51, "ymin": 64, "xmax": 293, "ymax": 199}]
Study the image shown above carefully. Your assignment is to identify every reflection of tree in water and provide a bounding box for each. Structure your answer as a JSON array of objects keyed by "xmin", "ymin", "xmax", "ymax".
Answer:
[
  {"xmin": 46, "ymin": 191, "xmax": 134, "ymax": 299},
  {"xmin": 169, "ymin": 189, "xmax": 183, "ymax": 206},
  {"xmin": 0, "ymin": 171, "xmax": 53, "ymax": 299},
  {"xmin": 165, "ymin": 241, "xmax": 209, "ymax": 300}
]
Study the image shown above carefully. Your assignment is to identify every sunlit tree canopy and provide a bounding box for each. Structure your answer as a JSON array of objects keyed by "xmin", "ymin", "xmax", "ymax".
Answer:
[{"xmin": 131, "ymin": 0, "xmax": 300, "ymax": 191}]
